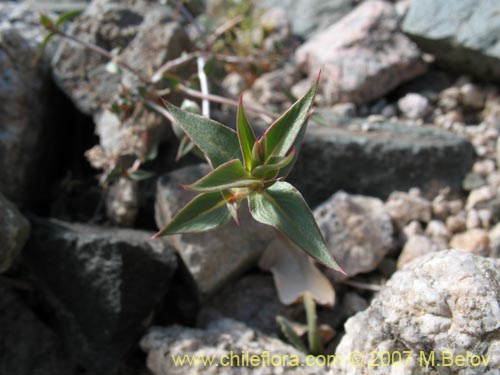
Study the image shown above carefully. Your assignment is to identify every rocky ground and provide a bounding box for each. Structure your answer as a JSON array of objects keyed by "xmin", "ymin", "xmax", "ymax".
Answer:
[{"xmin": 1, "ymin": 0, "xmax": 500, "ymax": 374}]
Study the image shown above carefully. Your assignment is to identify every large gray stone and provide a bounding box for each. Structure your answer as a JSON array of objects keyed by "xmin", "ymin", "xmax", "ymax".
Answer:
[
  {"xmin": 258, "ymin": 0, "xmax": 355, "ymax": 39},
  {"xmin": 155, "ymin": 164, "xmax": 275, "ymax": 297},
  {"xmin": 295, "ymin": 0, "xmax": 427, "ymax": 105},
  {"xmin": 24, "ymin": 217, "xmax": 178, "ymax": 374},
  {"xmin": 335, "ymin": 250, "xmax": 500, "ymax": 374},
  {"xmin": 0, "ymin": 4, "xmax": 53, "ymax": 203},
  {"xmin": 403, "ymin": 0, "xmax": 500, "ymax": 81},
  {"xmin": 206, "ymin": 274, "xmax": 302, "ymax": 335},
  {"xmin": 51, "ymin": 0, "xmax": 192, "ymax": 115},
  {"xmin": 0, "ymin": 192, "xmax": 30, "ymax": 273},
  {"xmin": 0, "ymin": 284, "xmax": 74, "ymax": 375},
  {"xmin": 314, "ymin": 191, "xmax": 393, "ymax": 279},
  {"xmin": 288, "ymin": 120, "xmax": 475, "ymax": 206},
  {"xmin": 141, "ymin": 318, "xmax": 325, "ymax": 375}
]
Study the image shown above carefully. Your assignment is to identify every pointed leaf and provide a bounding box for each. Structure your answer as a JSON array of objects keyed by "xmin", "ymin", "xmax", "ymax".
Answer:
[
  {"xmin": 154, "ymin": 192, "xmax": 231, "ymax": 236},
  {"xmin": 277, "ymin": 123, "xmax": 307, "ymax": 179},
  {"xmin": 237, "ymin": 97, "xmax": 257, "ymax": 171},
  {"xmin": 185, "ymin": 159, "xmax": 257, "ymax": 192},
  {"xmin": 55, "ymin": 9, "xmax": 82, "ymax": 28},
  {"xmin": 221, "ymin": 190, "xmax": 241, "ymax": 225},
  {"xmin": 252, "ymin": 149, "xmax": 295, "ymax": 180},
  {"xmin": 128, "ymin": 169, "xmax": 155, "ymax": 181},
  {"xmin": 175, "ymin": 135, "xmax": 195, "ymax": 161},
  {"xmin": 165, "ymin": 102, "xmax": 241, "ymax": 168},
  {"xmin": 304, "ymin": 292, "xmax": 322, "ymax": 355},
  {"xmin": 39, "ymin": 14, "xmax": 54, "ymax": 30},
  {"xmin": 248, "ymin": 181, "xmax": 344, "ymax": 272},
  {"xmin": 260, "ymin": 77, "xmax": 318, "ymax": 161},
  {"xmin": 276, "ymin": 316, "xmax": 308, "ymax": 353}
]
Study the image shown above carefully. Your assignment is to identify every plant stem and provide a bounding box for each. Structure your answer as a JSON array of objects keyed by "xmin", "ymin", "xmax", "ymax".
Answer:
[
  {"xmin": 178, "ymin": 84, "xmax": 277, "ymax": 119},
  {"xmin": 55, "ymin": 29, "xmax": 149, "ymax": 84}
]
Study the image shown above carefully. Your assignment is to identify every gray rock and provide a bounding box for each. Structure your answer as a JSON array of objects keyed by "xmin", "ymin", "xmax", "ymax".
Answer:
[
  {"xmin": 22, "ymin": 0, "xmax": 89, "ymax": 13},
  {"xmin": 206, "ymin": 274, "xmax": 302, "ymax": 335},
  {"xmin": 222, "ymin": 72, "xmax": 248, "ymax": 98},
  {"xmin": 0, "ymin": 193, "xmax": 30, "ymax": 273},
  {"xmin": 51, "ymin": 0, "xmax": 192, "ymax": 115},
  {"xmin": 403, "ymin": 0, "xmax": 500, "ymax": 81},
  {"xmin": 0, "ymin": 284, "xmax": 74, "ymax": 375},
  {"xmin": 385, "ymin": 190, "xmax": 432, "ymax": 229},
  {"xmin": 450, "ymin": 228, "xmax": 491, "ymax": 257},
  {"xmin": 288, "ymin": 120, "xmax": 475, "ymax": 206},
  {"xmin": 105, "ymin": 177, "xmax": 138, "ymax": 226},
  {"xmin": 141, "ymin": 318, "xmax": 325, "ymax": 375},
  {"xmin": 258, "ymin": 0, "xmax": 355, "ymax": 39},
  {"xmin": 24, "ymin": 217, "xmax": 178, "ymax": 374},
  {"xmin": 335, "ymin": 250, "xmax": 500, "ymax": 374},
  {"xmin": 295, "ymin": 0, "xmax": 427, "ymax": 105},
  {"xmin": 155, "ymin": 164, "xmax": 275, "ymax": 297},
  {"xmin": 397, "ymin": 93, "xmax": 431, "ymax": 119},
  {"xmin": 251, "ymin": 64, "xmax": 300, "ymax": 105},
  {"xmin": 0, "ymin": 4, "xmax": 53, "ymax": 203},
  {"xmin": 314, "ymin": 191, "xmax": 393, "ymax": 279},
  {"xmin": 396, "ymin": 234, "xmax": 439, "ymax": 269}
]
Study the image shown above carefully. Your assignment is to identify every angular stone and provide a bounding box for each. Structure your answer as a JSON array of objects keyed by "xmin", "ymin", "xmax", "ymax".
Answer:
[
  {"xmin": 206, "ymin": 274, "xmax": 302, "ymax": 335},
  {"xmin": 314, "ymin": 191, "xmax": 393, "ymax": 278},
  {"xmin": 258, "ymin": 0, "xmax": 355, "ymax": 38},
  {"xmin": 141, "ymin": 318, "xmax": 325, "ymax": 375},
  {"xmin": 385, "ymin": 190, "xmax": 432, "ymax": 229},
  {"xmin": 288, "ymin": 120, "xmax": 475, "ymax": 206},
  {"xmin": 403, "ymin": 0, "xmax": 500, "ymax": 81},
  {"xmin": 450, "ymin": 228, "xmax": 491, "ymax": 257},
  {"xmin": 0, "ymin": 192, "xmax": 30, "ymax": 273},
  {"xmin": 155, "ymin": 164, "xmax": 275, "ymax": 297},
  {"xmin": 0, "ymin": 4, "xmax": 53, "ymax": 203},
  {"xmin": 335, "ymin": 250, "xmax": 500, "ymax": 374},
  {"xmin": 51, "ymin": 0, "xmax": 191, "ymax": 115},
  {"xmin": 296, "ymin": 0, "xmax": 427, "ymax": 105},
  {"xmin": 0, "ymin": 284, "xmax": 74, "ymax": 375},
  {"xmin": 24, "ymin": 217, "xmax": 178, "ymax": 374},
  {"xmin": 397, "ymin": 234, "xmax": 439, "ymax": 269}
]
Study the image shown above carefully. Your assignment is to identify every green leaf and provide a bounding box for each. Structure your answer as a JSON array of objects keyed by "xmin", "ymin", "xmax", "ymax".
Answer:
[
  {"xmin": 128, "ymin": 169, "xmax": 155, "ymax": 181},
  {"xmin": 304, "ymin": 292, "xmax": 322, "ymax": 355},
  {"xmin": 154, "ymin": 192, "xmax": 231, "ymax": 236},
  {"xmin": 35, "ymin": 31, "xmax": 55, "ymax": 63},
  {"xmin": 55, "ymin": 9, "xmax": 82, "ymax": 28},
  {"xmin": 146, "ymin": 142, "xmax": 159, "ymax": 161},
  {"xmin": 39, "ymin": 14, "xmax": 54, "ymax": 30},
  {"xmin": 175, "ymin": 135, "xmax": 195, "ymax": 161},
  {"xmin": 276, "ymin": 125, "xmax": 306, "ymax": 179},
  {"xmin": 260, "ymin": 77, "xmax": 318, "ymax": 161},
  {"xmin": 165, "ymin": 101, "xmax": 241, "ymax": 168},
  {"xmin": 221, "ymin": 190, "xmax": 241, "ymax": 225},
  {"xmin": 276, "ymin": 316, "xmax": 307, "ymax": 353},
  {"xmin": 248, "ymin": 181, "xmax": 344, "ymax": 272},
  {"xmin": 185, "ymin": 159, "xmax": 258, "ymax": 192},
  {"xmin": 251, "ymin": 150, "xmax": 295, "ymax": 180},
  {"xmin": 237, "ymin": 97, "xmax": 257, "ymax": 171}
]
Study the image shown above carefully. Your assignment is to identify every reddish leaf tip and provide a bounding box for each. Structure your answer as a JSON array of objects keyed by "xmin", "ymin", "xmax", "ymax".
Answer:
[
  {"xmin": 316, "ymin": 70, "xmax": 322, "ymax": 83},
  {"xmin": 151, "ymin": 232, "xmax": 160, "ymax": 240},
  {"xmin": 239, "ymin": 95, "xmax": 243, "ymax": 105},
  {"xmin": 180, "ymin": 184, "xmax": 189, "ymax": 190}
]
